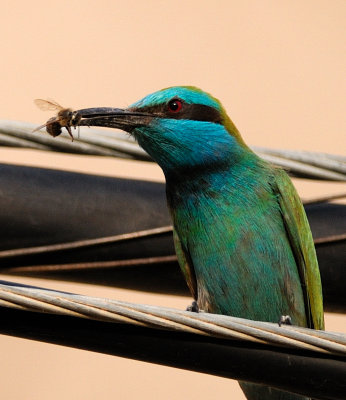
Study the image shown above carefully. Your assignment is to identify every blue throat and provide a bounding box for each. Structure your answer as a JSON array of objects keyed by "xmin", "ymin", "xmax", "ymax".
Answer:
[{"xmin": 133, "ymin": 118, "xmax": 251, "ymax": 183}]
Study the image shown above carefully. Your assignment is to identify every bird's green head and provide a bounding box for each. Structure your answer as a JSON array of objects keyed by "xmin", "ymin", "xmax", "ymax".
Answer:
[{"xmin": 79, "ymin": 86, "xmax": 249, "ymax": 178}]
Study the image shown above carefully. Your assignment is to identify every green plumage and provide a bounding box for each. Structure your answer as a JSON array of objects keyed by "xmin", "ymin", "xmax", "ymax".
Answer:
[
  {"xmin": 168, "ymin": 152, "xmax": 324, "ymax": 330},
  {"xmin": 81, "ymin": 86, "xmax": 324, "ymax": 399},
  {"xmin": 166, "ymin": 126, "xmax": 324, "ymax": 400}
]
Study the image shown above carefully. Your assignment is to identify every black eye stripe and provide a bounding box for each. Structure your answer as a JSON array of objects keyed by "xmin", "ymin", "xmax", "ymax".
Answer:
[{"xmin": 130, "ymin": 103, "xmax": 223, "ymax": 125}]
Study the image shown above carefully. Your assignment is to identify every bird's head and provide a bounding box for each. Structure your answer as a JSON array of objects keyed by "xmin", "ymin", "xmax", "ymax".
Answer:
[{"xmin": 79, "ymin": 86, "xmax": 249, "ymax": 178}]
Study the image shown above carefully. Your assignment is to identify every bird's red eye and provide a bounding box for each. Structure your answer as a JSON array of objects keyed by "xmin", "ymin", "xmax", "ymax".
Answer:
[{"xmin": 168, "ymin": 99, "xmax": 183, "ymax": 113}]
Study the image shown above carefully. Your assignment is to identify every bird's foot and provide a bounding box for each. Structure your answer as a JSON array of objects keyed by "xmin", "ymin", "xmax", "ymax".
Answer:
[
  {"xmin": 186, "ymin": 301, "xmax": 200, "ymax": 313},
  {"xmin": 278, "ymin": 315, "xmax": 292, "ymax": 327}
]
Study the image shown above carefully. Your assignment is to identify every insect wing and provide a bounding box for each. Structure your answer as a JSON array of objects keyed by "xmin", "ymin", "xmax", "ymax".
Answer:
[
  {"xmin": 34, "ymin": 98, "xmax": 64, "ymax": 111},
  {"xmin": 32, "ymin": 117, "xmax": 57, "ymax": 133},
  {"xmin": 32, "ymin": 123, "xmax": 48, "ymax": 133}
]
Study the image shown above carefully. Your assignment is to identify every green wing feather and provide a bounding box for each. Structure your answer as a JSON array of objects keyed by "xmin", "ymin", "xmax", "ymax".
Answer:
[
  {"xmin": 173, "ymin": 229, "xmax": 197, "ymax": 299},
  {"xmin": 172, "ymin": 166, "xmax": 324, "ymax": 331},
  {"xmin": 273, "ymin": 169, "xmax": 325, "ymax": 330}
]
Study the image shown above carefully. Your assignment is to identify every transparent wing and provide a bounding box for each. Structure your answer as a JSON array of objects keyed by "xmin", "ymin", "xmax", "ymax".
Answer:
[
  {"xmin": 34, "ymin": 98, "xmax": 64, "ymax": 112},
  {"xmin": 32, "ymin": 117, "xmax": 56, "ymax": 133}
]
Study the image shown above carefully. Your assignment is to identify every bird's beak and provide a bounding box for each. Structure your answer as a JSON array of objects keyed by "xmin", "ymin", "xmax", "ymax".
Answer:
[{"xmin": 77, "ymin": 107, "xmax": 152, "ymax": 132}]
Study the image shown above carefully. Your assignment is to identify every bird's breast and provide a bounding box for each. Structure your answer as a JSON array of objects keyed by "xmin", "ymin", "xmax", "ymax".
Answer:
[{"xmin": 168, "ymin": 184, "xmax": 307, "ymax": 324}]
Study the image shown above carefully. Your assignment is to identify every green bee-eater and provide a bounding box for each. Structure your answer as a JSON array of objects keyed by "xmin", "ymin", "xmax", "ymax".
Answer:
[{"xmin": 77, "ymin": 86, "xmax": 324, "ymax": 399}]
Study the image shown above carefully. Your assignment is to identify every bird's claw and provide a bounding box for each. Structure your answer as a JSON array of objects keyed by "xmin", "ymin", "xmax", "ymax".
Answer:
[
  {"xmin": 186, "ymin": 301, "xmax": 200, "ymax": 313},
  {"xmin": 278, "ymin": 315, "xmax": 292, "ymax": 327}
]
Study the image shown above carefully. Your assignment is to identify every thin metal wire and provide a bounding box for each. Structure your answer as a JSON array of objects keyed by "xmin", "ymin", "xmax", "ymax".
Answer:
[
  {"xmin": 302, "ymin": 192, "xmax": 346, "ymax": 205},
  {"xmin": 1, "ymin": 255, "xmax": 178, "ymax": 273},
  {"xmin": 0, "ymin": 120, "xmax": 345, "ymax": 181},
  {"xmin": 314, "ymin": 233, "xmax": 346, "ymax": 245},
  {"xmin": 0, "ymin": 120, "xmax": 135, "ymax": 158},
  {"xmin": 0, "ymin": 281, "xmax": 345, "ymax": 356},
  {"xmin": 253, "ymin": 153, "xmax": 346, "ymax": 181},
  {"xmin": 0, "ymin": 219, "xmax": 343, "ymax": 264},
  {"xmin": 252, "ymin": 146, "xmax": 346, "ymax": 175},
  {"xmin": 0, "ymin": 226, "xmax": 173, "ymax": 259}
]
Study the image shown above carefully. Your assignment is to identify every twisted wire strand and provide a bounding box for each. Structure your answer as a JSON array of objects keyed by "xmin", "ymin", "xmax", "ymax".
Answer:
[
  {"xmin": 0, "ymin": 218, "xmax": 343, "ymax": 265},
  {"xmin": 252, "ymin": 146, "xmax": 346, "ymax": 175},
  {"xmin": 0, "ymin": 281, "xmax": 345, "ymax": 356},
  {"xmin": 1, "ymin": 255, "xmax": 179, "ymax": 273},
  {"xmin": 0, "ymin": 226, "xmax": 173, "ymax": 259},
  {"xmin": 0, "ymin": 120, "xmax": 345, "ymax": 181}
]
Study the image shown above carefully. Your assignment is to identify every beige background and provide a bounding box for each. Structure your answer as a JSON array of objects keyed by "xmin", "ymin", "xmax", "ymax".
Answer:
[{"xmin": 0, "ymin": 1, "xmax": 345, "ymax": 399}]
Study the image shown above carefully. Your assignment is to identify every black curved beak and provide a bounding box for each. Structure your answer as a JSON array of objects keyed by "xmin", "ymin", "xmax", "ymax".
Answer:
[{"xmin": 77, "ymin": 107, "xmax": 152, "ymax": 132}]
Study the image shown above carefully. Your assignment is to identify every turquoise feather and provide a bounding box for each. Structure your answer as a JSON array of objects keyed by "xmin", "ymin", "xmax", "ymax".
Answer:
[{"xmin": 98, "ymin": 86, "xmax": 325, "ymax": 399}]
